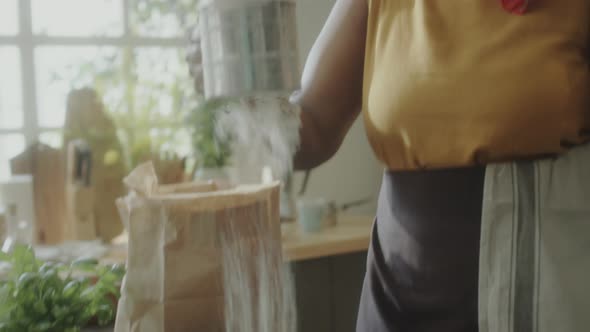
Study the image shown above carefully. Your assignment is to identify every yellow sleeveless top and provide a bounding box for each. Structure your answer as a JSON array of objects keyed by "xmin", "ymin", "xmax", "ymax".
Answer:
[{"xmin": 363, "ymin": 0, "xmax": 590, "ymax": 170}]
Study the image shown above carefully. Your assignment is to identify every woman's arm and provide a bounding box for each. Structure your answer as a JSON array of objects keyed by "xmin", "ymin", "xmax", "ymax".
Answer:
[{"xmin": 292, "ymin": 0, "xmax": 369, "ymax": 170}]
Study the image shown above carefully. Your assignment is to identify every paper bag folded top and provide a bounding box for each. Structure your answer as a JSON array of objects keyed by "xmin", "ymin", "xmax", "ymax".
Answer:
[{"xmin": 115, "ymin": 163, "xmax": 281, "ymax": 332}]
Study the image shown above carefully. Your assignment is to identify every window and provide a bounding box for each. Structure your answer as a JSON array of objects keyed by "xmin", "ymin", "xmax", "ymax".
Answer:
[{"xmin": 0, "ymin": 0, "xmax": 199, "ymax": 180}]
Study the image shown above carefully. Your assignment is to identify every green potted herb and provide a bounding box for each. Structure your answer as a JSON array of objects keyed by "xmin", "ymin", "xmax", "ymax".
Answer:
[
  {"xmin": 188, "ymin": 98, "xmax": 233, "ymax": 181},
  {"xmin": 0, "ymin": 245, "xmax": 125, "ymax": 332}
]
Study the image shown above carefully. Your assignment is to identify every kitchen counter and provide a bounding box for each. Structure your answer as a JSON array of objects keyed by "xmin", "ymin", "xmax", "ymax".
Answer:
[
  {"xmin": 281, "ymin": 215, "xmax": 373, "ymax": 261},
  {"xmin": 103, "ymin": 215, "xmax": 373, "ymax": 263}
]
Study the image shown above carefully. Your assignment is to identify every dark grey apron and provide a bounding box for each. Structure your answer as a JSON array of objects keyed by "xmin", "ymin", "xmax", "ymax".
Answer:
[{"xmin": 356, "ymin": 167, "xmax": 485, "ymax": 332}]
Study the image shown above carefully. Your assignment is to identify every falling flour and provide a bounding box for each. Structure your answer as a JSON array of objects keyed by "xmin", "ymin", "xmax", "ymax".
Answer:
[
  {"xmin": 215, "ymin": 96, "xmax": 301, "ymax": 183},
  {"xmin": 214, "ymin": 95, "xmax": 301, "ymax": 332},
  {"xmin": 221, "ymin": 208, "xmax": 297, "ymax": 332}
]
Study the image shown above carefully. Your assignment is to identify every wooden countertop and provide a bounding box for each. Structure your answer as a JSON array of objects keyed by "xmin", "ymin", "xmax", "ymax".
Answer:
[
  {"xmin": 104, "ymin": 216, "xmax": 373, "ymax": 264},
  {"xmin": 281, "ymin": 216, "xmax": 373, "ymax": 262}
]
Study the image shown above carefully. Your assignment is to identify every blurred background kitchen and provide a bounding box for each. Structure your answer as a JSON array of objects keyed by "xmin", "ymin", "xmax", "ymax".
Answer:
[
  {"xmin": 0, "ymin": 0, "xmax": 381, "ymax": 211},
  {"xmin": 0, "ymin": 1, "xmax": 381, "ymax": 331}
]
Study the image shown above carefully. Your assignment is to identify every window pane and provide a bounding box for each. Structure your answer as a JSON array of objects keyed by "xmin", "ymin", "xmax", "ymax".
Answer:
[
  {"xmin": 0, "ymin": 47, "xmax": 23, "ymax": 129},
  {"xmin": 134, "ymin": 47, "xmax": 195, "ymax": 117},
  {"xmin": 0, "ymin": 134, "xmax": 25, "ymax": 180},
  {"xmin": 0, "ymin": 0, "xmax": 18, "ymax": 35},
  {"xmin": 127, "ymin": 47, "xmax": 195, "ymax": 158},
  {"xmin": 32, "ymin": 0, "xmax": 123, "ymax": 37},
  {"xmin": 39, "ymin": 131, "xmax": 63, "ymax": 149},
  {"xmin": 130, "ymin": 0, "xmax": 198, "ymax": 37},
  {"xmin": 36, "ymin": 47, "xmax": 125, "ymax": 128}
]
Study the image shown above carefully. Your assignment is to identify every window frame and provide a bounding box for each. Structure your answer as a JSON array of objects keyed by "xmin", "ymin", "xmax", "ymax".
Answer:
[{"xmin": 0, "ymin": 0, "xmax": 187, "ymax": 146}]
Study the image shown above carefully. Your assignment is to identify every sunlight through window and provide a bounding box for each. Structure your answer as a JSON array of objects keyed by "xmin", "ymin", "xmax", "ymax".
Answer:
[
  {"xmin": 32, "ymin": 0, "xmax": 123, "ymax": 37},
  {"xmin": 0, "ymin": 0, "xmax": 199, "ymax": 180},
  {"xmin": 0, "ymin": 47, "xmax": 23, "ymax": 129},
  {"xmin": 0, "ymin": 0, "xmax": 18, "ymax": 36}
]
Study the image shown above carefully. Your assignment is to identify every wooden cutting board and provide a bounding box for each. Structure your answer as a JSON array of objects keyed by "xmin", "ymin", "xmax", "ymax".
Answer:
[{"xmin": 10, "ymin": 143, "xmax": 67, "ymax": 244}]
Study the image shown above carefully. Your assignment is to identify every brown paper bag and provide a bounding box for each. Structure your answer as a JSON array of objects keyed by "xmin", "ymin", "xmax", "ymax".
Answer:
[{"xmin": 114, "ymin": 163, "xmax": 282, "ymax": 332}]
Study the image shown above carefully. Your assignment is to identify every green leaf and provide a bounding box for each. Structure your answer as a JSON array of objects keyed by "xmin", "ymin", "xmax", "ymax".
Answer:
[
  {"xmin": 34, "ymin": 321, "xmax": 52, "ymax": 331},
  {"xmin": 109, "ymin": 264, "xmax": 126, "ymax": 278},
  {"xmin": 32, "ymin": 301, "xmax": 47, "ymax": 316},
  {"xmin": 16, "ymin": 272, "xmax": 38, "ymax": 289},
  {"xmin": 62, "ymin": 280, "xmax": 83, "ymax": 299},
  {"xmin": 38, "ymin": 263, "xmax": 56, "ymax": 275},
  {"xmin": 70, "ymin": 258, "xmax": 99, "ymax": 272},
  {"xmin": 50, "ymin": 305, "xmax": 68, "ymax": 320},
  {"xmin": 96, "ymin": 304, "xmax": 114, "ymax": 326},
  {"xmin": 64, "ymin": 326, "xmax": 80, "ymax": 332}
]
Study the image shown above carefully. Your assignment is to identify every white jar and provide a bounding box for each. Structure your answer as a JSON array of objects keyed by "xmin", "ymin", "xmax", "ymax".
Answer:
[{"xmin": 1, "ymin": 203, "xmax": 34, "ymax": 253}]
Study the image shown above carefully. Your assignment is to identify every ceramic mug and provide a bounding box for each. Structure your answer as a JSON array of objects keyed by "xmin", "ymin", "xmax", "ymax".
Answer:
[{"xmin": 296, "ymin": 198, "xmax": 329, "ymax": 233}]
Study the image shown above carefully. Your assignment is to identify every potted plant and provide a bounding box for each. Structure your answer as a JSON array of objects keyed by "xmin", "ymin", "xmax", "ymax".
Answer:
[
  {"xmin": 188, "ymin": 98, "xmax": 233, "ymax": 181},
  {"xmin": 0, "ymin": 245, "xmax": 125, "ymax": 331}
]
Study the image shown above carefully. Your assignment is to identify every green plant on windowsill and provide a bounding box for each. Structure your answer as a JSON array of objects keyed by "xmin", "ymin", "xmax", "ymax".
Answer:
[
  {"xmin": 0, "ymin": 245, "xmax": 125, "ymax": 332},
  {"xmin": 188, "ymin": 98, "xmax": 233, "ymax": 170}
]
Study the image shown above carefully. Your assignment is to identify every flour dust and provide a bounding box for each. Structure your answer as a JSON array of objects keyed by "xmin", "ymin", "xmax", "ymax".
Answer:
[
  {"xmin": 215, "ymin": 95, "xmax": 300, "ymax": 332},
  {"xmin": 215, "ymin": 96, "xmax": 301, "ymax": 184},
  {"xmin": 221, "ymin": 207, "xmax": 297, "ymax": 332}
]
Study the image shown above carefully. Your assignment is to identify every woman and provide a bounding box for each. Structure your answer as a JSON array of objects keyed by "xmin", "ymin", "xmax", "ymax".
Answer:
[{"xmin": 292, "ymin": 1, "xmax": 590, "ymax": 331}]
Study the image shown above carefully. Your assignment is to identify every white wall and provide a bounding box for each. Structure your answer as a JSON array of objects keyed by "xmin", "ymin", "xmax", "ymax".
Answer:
[{"xmin": 294, "ymin": 0, "xmax": 382, "ymax": 215}]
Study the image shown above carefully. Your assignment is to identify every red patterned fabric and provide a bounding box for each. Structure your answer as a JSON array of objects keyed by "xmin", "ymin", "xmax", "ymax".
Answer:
[{"xmin": 501, "ymin": 0, "xmax": 529, "ymax": 15}]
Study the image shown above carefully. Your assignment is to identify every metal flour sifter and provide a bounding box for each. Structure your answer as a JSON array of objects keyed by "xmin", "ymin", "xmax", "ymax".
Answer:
[{"xmin": 188, "ymin": 0, "xmax": 301, "ymax": 220}]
